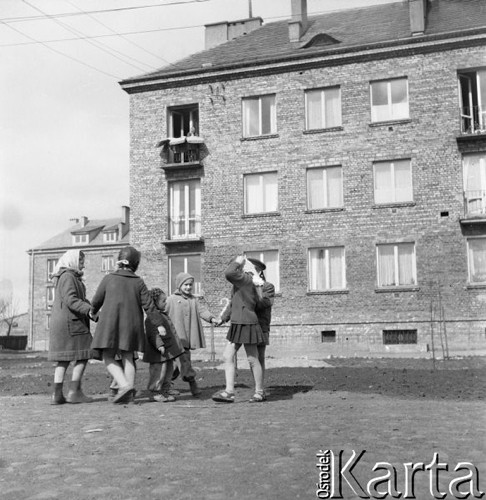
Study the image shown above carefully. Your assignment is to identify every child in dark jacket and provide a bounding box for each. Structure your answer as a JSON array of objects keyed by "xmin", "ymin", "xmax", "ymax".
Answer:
[{"xmin": 143, "ymin": 288, "xmax": 184, "ymax": 402}]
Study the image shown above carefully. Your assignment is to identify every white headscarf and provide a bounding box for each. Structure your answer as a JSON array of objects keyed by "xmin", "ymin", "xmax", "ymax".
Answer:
[{"xmin": 54, "ymin": 249, "xmax": 83, "ymax": 274}]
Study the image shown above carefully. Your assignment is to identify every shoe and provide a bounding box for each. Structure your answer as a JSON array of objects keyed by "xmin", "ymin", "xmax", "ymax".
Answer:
[
  {"xmin": 153, "ymin": 393, "xmax": 176, "ymax": 403},
  {"xmin": 50, "ymin": 393, "xmax": 66, "ymax": 405},
  {"xmin": 189, "ymin": 379, "xmax": 202, "ymax": 397},
  {"xmin": 249, "ymin": 392, "xmax": 266, "ymax": 403},
  {"xmin": 65, "ymin": 381, "xmax": 94, "ymax": 404},
  {"xmin": 168, "ymin": 388, "xmax": 180, "ymax": 396},
  {"xmin": 113, "ymin": 386, "xmax": 133, "ymax": 404},
  {"xmin": 212, "ymin": 390, "xmax": 235, "ymax": 403}
]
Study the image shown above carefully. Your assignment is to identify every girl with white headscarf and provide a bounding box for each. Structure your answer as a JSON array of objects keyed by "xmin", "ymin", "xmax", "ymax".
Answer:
[{"xmin": 48, "ymin": 249, "xmax": 94, "ymax": 405}]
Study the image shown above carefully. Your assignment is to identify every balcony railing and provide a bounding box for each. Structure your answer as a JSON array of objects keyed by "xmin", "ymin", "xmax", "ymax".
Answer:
[
  {"xmin": 464, "ymin": 190, "xmax": 486, "ymax": 217},
  {"xmin": 460, "ymin": 106, "xmax": 486, "ymax": 135},
  {"xmin": 169, "ymin": 216, "xmax": 202, "ymax": 240}
]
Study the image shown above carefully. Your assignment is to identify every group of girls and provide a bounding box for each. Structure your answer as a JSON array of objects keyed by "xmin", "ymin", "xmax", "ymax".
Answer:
[{"xmin": 48, "ymin": 246, "xmax": 273, "ymax": 405}]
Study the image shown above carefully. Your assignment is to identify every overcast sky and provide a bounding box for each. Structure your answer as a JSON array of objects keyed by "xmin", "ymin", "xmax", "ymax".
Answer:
[{"xmin": 0, "ymin": 0, "xmax": 397, "ymax": 312}]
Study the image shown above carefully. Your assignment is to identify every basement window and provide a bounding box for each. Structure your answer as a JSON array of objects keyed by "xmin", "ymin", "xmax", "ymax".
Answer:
[
  {"xmin": 321, "ymin": 330, "xmax": 336, "ymax": 343},
  {"xmin": 383, "ymin": 329, "xmax": 417, "ymax": 345}
]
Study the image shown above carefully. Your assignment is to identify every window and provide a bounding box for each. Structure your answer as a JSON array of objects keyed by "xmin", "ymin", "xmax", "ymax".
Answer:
[
  {"xmin": 321, "ymin": 331, "xmax": 336, "ymax": 343},
  {"xmin": 47, "ymin": 259, "xmax": 58, "ymax": 281},
  {"xmin": 101, "ymin": 255, "xmax": 115, "ymax": 272},
  {"xmin": 46, "ymin": 314, "xmax": 51, "ymax": 330},
  {"xmin": 305, "ymin": 87, "xmax": 341, "ymax": 130},
  {"xmin": 373, "ymin": 160, "xmax": 413, "ymax": 204},
  {"xmin": 370, "ymin": 78, "xmax": 409, "ymax": 122},
  {"xmin": 376, "ymin": 243, "xmax": 416, "ymax": 287},
  {"xmin": 308, "ymin": 247, "xmax": 346, "ymax": 291},
  {"xmin": 242, "ymin": 94, "xmax": 276, "ymax": 137},
  {"xmin": 458, "ymin": 69, "xmax": 486, "ymax": 133},
  {"xmin": 168, "ymin": 104, "xmax": 199, "ymax": 137},
  {"xmin": 46, "ymin": 287, "xmax": 55, "ymax": 308},
  {"xmin": 103, "ymin": 231, "xmax": 118, "ymax": 243},
  {"xmin": 169, "ymin": 254, "xmax": 202, "ymax": 295},
  {"xmin": 72, "ymin": 234, "xmax": 89, "ymax": 245},
  {"xmin": 244, "ymin": 172, "xmax": 278, "ymax": 214},
  {"xmin": 383, "ymin": 330, "xmax": 417, "ymax": 344},
  {"xmin": 467, "ymin": 238, "xmax": 486, "ymax": 283},
  {"xmin": 307, "ymin": 166, "xmax": 343, "ymax": 209},
  {"xmin": 245, "ymin": 250, "xmax": 280, "ymax": 292},
  {"xmin": 169, "ymin": 179, "xmax": 201, "ymax": 239},
  {"xmin": 463, "ymin": 153, "xmax": 486, "ymax": 215}
]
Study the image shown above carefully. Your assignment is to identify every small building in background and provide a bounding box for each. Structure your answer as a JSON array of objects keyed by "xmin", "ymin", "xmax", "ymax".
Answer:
[{"xmin": 26, "ymin": 206, "xmax": 130, "ymax": 351}]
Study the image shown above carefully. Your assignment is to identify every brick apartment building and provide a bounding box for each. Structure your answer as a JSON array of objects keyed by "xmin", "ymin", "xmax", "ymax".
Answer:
[
  {"xmin": 119, "ymin": 0, "xmax": 486, "ymax": 358},
  {"xmin": 26, "ymin": 206, "xmax": 130, "ymax": 350}
]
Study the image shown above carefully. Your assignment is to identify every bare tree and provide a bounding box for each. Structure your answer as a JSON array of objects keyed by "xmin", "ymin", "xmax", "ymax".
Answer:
[{"xmin": 0, "ymin": 295, "xmax": 20, "ymax": 337}]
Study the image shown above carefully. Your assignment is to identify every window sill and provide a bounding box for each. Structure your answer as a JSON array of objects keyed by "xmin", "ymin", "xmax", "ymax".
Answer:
[
  {"xmin": 305, "ymin": 207, "xmax": 345, "ymax": 214},
  {"xmin": 369, "ymin": 119, "xmax": 411, "ymax": 128},
  {"xmin": 307, "ymin": 289, "xmax": 349, "ymax": 295},
  {"xmin": 466, "ymin": 283, "xmax": 486, "ymax": 290},
  {"xmin": 375, "ymin": 286, "xmax": 419, "ymax": 293},
  {"xmin": 242, "ymin": 212, "xmax": 281, "ymax": 219},
  {"xmin": 162, "ymin": 237, "xmax": 204, "ymax": 245},
  {"xmin": 372, "ymin": 202, "xmax": 415, "ymax": 209},
  {"xmin": 161, "ymin": 161, "xmax": 202, "ymax": 171},
  {"xmin": 303, "ymin": 126, "xmax": 343, "ymax": 135},
  {"xmin": 241, "ymin": 134, "xmax": 279, "ymax": 142}
]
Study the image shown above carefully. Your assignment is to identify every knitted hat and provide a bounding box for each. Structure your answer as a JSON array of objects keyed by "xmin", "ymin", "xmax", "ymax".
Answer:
[{"xmin": 175, "ymin": 272, "xmax": 194, "ymax": 290}]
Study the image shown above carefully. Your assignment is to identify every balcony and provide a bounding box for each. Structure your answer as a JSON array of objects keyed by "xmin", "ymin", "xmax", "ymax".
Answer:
[
  {"xmin": 157, "ymin": 136, "xmax": 204, "ymax": 169},
  {"xmin": 462, "ymin": 190, "xmax": 486, "ymax": 222},
  {"xmin": 458, "ymin": 106, "xmax": 486, "ymax": 141}
]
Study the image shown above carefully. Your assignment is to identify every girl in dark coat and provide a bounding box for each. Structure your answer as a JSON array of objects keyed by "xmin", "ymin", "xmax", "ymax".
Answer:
[
  {"xmin": 212, "ymin": 255, "xmax": 267, "ymax": 403},
  {"xmin": 143, "ymin": 288, "xmax": 184, "ymax": 402},
  {"xmin": 90, "ymin": 246, "xmax": 166, "ymax": 404},
  {"xmin": 48, "ymin": 249, "xmax": 93, "ymax": 405}
]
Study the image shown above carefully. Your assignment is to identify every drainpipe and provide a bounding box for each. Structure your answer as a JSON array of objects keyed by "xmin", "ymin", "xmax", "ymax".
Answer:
[{"xmin": 28, "ymin": 249, "xmax": 35, "ymax": 351}]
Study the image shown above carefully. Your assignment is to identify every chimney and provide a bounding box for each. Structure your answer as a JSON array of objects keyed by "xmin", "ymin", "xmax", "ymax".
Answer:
[
  {"xmin": 205, "ymin": 17, "xmax": 263, "ymax": 50},
  {"xmin": 80, "ymin": 216, "xmax": 88, "ymax": 228},
  {"xmin": 409, "ymin": 0, "xmax": 427, "ymax": 36},
  {"xmin": 119, "ymin": 206, "xmax": 130, "ymax": 238},
  {"xmin": 288, "ymin": 0, "xmax": 308, "ymax": 43}
]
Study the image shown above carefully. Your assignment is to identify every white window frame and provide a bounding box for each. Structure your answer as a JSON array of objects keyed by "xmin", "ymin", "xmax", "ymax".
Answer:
[
  {"xmin": 47, "ymin": 258, "xmax": 58, "ymax": 281},
  {"xmin": 305, "ymin": 86, "xmax": 342, "ymax": 130},
  {"xmin": 244, "ymin": 171, "xmax": 278, "ymax": 214},
  {"xmin": 308, "ymin": 247, "xmax": 346, "ymax": 291},
  {"xmin": 72, "ymin": 234, "xmax": 89, "ymax": 245},
  {"xmin": 242, "ymin": 94, "xmax": 277, "ymax": 137},
  {"xmin": 245, "ymin": 250, "xmax": 280, "ymax": 292},
  {"xmin": 168, "ymin": 104, "xmax": 199, "ymax": 137},
  {"xmin": 370, "ymin": 78, "xmax": 409, "ymax": 122},
  {"xmin": 169, "ymin": 179, "xmax": 201, "ymax": 240},
  {"xmin": 101, "ymin": 255, "xmax": 115, "ymax": 273},
  {"xmin": 467, "ymin": 237, "xmax": 486, "ymax": 284},
  {"xmin": 373, "ymin": 159, "xmax": 413, "ymax": 204},
  {"xmin": 463, "ymin": 153, "xmax": 486, "ymax": 216},
  {"xmin": 46, "ymin": 286, "xmax": 55, "ymax": 308},
  {"xmin": 103, "ymin": 231, "xmax": 118, "ymax": 243},
  {"xmin": 306, "ymin": 165, "xmax": 344, "ymax": 210},
  {"xmin": 376, "ymin": 243, "xmax": 417, "ymax": 287}
]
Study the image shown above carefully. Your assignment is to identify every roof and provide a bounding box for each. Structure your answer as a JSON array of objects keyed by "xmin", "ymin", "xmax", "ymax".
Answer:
[
  {"xmin": 120, "ymin": 0, "xmax": 486, "ymax": 87},
  {"xmin": 30, "ymin": 218, "xmax": 129, "ymax": 251}
]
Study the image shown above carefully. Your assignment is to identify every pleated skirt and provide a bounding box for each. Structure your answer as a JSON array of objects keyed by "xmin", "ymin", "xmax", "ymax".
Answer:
[{"xmin": 226, "ymin": 323, "xmax": 269, "ymax": 345}]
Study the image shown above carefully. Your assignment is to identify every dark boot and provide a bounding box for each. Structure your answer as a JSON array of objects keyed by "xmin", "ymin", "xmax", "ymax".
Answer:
[
  {"xmin": 66, "ymin": 380, "xmax": 93, "ymax": 404},
  {"xmin": 50, "ymin": 382, "xmax": 66, "ymax": 405}
]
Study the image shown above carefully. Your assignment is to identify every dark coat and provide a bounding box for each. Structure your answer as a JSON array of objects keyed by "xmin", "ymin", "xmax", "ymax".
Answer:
[
  {"xmin": 255, "ymin": 281, "xmax": 275, "ymax": 333},
  {"xmin": 90, "ymin": 269, "xmax": 165, "ymax": 352},
  {"xmin": 143, "ymin": 312, "xmax": 184, "ymax": 364},
  {"xmin": 224, "ymin": 260, "xmax": 260, "ymax": 325},
  {"xmin": 48, "ymin": 269, "xmax": 92, "ymax": 361}
]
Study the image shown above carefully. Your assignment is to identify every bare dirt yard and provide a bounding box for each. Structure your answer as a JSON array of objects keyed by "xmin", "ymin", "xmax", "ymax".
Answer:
[{"xmin": 0, "ymin": 352, "xmax": 485, "ymax": 500}]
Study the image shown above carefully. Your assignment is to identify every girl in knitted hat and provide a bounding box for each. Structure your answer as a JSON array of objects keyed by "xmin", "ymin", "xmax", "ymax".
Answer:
[
  {"xmin": 165, "ymin": 272, "xmax": 218, "ymax": 396},
  {"xmin": 90, "ymin": 246, "xmax": 167, "ymax": 404}
]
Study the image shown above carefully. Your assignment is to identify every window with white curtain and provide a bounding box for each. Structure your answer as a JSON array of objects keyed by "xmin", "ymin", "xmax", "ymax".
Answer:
[
  {"xmin": 370, "ymin": 78, "xmax": 409, "ymax": 122},
  {"xmin": 305, "ymin": 86, "xmax": 341, "ymax": 130},
  {"xmin": 101, "ymin": 255, "xmax": 115, "ymax": 272},
  {"xmin": 169, "ymin": 179, "xmax": 201, "ymax": 239},
  {"xmin": 467, "ymin": 238, "xmax": 486, "ymax": 283},
  {"xmin": 244, "ymin": 172, "xmax": 278, "ymax": 214},
  {"xmin": 242, "ymin": 94, "xmax": 276, "ymax": 137},
  {"xmin": 376, "ymin": 243, "xmax": 416, "ymax": 287},
  {"xmin": 308, "ymin": 247, "xmax": 346, "ymax": 291},
  {"xmin": 72, "ymin": 234, "xmax": 89, "ymax": 245},
  {"xmin": 103, "ymin": 231, "xmax": 118, "ymax": 243},
  {"xmin": 47, "ymin": 258, "xmax": 58, "ymax": 281},
  {"xmin": 463, "ymin": 153, "xmax": 486, "ymax": 215},
  {"xmin": 373, "ymin": 159, "xmax": 413, "ymax": 204},
  {"xmin": 245, "ymin": 250, "xmax": 280, "ymax": 292},
  {"xmin": 168, "ymin": 254, "xmax": 202, "ymax": 295},
  {"xmin": 46, "ymin": 286, "xmax": 55, "ymax": 308},
  {"xmin": 307, "ymin": 166, "xmax": 343, "ymax": 209}
]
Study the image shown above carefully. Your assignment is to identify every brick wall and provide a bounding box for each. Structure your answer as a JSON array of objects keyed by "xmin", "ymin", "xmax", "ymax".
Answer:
[{"xmin": 128, "ymin": 45, "xmax": 486, "ymax": 357}]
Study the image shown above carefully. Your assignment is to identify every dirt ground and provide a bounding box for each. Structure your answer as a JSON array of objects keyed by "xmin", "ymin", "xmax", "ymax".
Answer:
[{"xmin": 0, "ymin": 352, "xmax": 485, "ymax": 500}]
